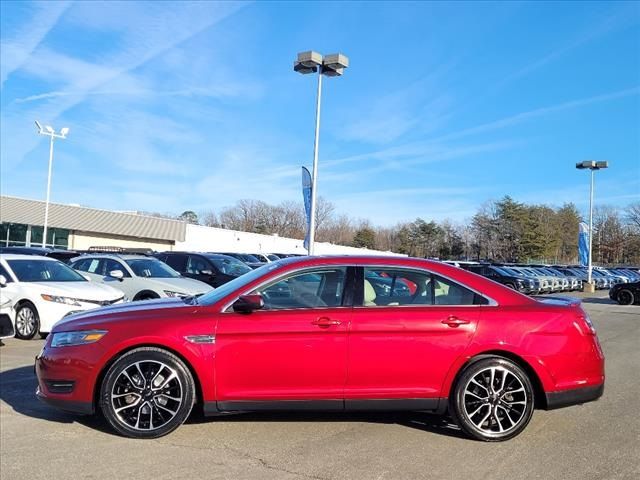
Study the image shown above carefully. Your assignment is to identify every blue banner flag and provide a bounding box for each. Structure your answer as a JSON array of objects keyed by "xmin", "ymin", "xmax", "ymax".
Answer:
[
  {"xmin": 302, "ymin": 167, "xmax": 312, "ymax": 250},
  {"xmin": 578, "ymin": 222, "xmax": 589, "ymax": 266}
]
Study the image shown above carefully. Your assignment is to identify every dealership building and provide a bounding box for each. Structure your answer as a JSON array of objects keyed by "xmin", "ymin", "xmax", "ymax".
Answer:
[{"xmin": 0, "ymin": 195, "xmax": 397, "ymax": 256}]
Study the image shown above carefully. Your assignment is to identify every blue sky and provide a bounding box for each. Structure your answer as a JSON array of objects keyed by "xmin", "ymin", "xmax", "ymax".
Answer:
[{"xmin": 1, "ymin": 0, "xmax": 639, "ymax": 226}]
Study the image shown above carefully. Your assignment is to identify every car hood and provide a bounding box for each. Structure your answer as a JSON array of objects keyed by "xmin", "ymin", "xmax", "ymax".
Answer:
[
  {"xmin": 141, "ymin": 277, "xmax": 212, "ymax": 294},
  {"xmin": 53, "ymin": 297, "xmax": 187, "ymax": 330},
  {"xmin": 26, "ymin": 281, "xmax": 123, "ymax": 300}
]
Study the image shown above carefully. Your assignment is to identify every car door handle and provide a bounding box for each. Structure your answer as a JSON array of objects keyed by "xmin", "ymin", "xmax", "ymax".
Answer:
[
  {"xmin": 441, "ymin": 316, "xmax": 470, "ymax": 328},
  {"xmin": 312, "ymin": 317, "xmax": 341, "ymax": 327}
]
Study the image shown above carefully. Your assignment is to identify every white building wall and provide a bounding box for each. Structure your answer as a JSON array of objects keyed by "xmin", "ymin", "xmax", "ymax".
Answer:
[{"xmin": 176, "ymin": 224, "xmax": 402, "ymax": 257}]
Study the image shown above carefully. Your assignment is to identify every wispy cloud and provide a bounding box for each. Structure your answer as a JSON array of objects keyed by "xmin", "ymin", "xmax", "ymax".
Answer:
[
  {"xmin": 430, "ymin": 86, "xmax": 640, "ymax": 143},
  {"xmin": 489, "ymin": 2, "xmax": 640, "ymax": 95},
  {"xmin": 0, "ymin": 0, "xmax": 72, "ymax": 88}
]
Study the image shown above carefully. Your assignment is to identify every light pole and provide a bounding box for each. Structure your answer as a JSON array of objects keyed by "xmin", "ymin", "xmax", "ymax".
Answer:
[
  {"xmin": 35, "ymin": 121, "xmax": 69, "ymax": 248},
  {"xmin": 576, "ymin": 160, "xmax": 608, "ymax": 292},
  {"xmin": 294, "ymin": 51, "xmax": 349, "ymax": 255}
]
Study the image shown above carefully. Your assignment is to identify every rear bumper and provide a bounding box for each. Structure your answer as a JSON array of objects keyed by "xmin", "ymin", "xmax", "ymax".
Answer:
[{"xmin": 545, "ymin": 383, "xmax": 604, "ymax": 410}]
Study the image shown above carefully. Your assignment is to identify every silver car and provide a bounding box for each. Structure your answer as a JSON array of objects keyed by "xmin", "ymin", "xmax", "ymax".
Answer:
[{"xmin": 69, "ymin": 254, "xmax": 213, "ymax": 301}]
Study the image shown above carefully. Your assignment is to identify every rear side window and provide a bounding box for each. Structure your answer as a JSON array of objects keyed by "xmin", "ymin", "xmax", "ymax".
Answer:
[
  {"xmin": 364, "ymin": 268, "xmax": 432, "ymax": 306},
  {"xmin": 164, "ymin": 254, "xmax": 188, "ymax": 272},
  {"xmin": 362, "ymin": 268, "xmax": 488, "ymax": 307},
  {"xmin": 72, "ymin": 258, "xmax": 100, "ymax": 273}
]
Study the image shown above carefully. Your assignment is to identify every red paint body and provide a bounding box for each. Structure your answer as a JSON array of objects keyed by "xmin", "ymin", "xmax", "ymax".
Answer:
[{"xmin": 35, "ymin": 257, "xmax": 604, "ymax": 413}]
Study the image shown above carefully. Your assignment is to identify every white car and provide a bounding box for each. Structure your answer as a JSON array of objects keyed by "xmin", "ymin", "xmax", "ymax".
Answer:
[
  {"xmin": 0, "ymin": 294, "xmax": 16, "ymax": 341},
  {"xmin": 0, "ymin": 254, "xmax": 125, "ymax": 340},
  {"xmin": 69, "ymin": 254, "xmax": 213, "ymax": 301}
]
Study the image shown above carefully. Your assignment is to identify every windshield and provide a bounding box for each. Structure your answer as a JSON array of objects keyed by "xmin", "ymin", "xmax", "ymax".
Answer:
[
  {"xmin": 267, "ymin": 254, "xmax": 280, "ymax": 261},
  {"xmin": 208, "ymin": 256, "xmax": 252, "ymax": 276},
  {"xmin": 198, "ymin": 263, "xmax": 280, "ymax": 306},
  {"xmin": 490, "ymin": 266, "xmax": 510, "ymax": 276},
  {"xmin": 125, "ymin": 258, "xmax": 180, "ymax": 278},
  {"xmin": 502, "ymin": 267, "xmax": 523, "ymax": 276},
  {"xmin": 239, "ymin": 254, "xmax": 261, "ymax": 263},
  {"xmin": 7, "ymin": 259, "xmax": 87, "ymax": 282}
]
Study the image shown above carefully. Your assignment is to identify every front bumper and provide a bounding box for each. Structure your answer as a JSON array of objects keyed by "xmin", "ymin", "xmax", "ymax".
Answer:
[
  {"xmin": 36, "ymin": 385, "xmax": 94, "ymax": 414},
  {"xmin": 545, "ymin": 383, "xmax": 604, "ymax": 410},
  {"xmin": 35, "ymin": 336, "xmax": 106, "ymax": 415}
]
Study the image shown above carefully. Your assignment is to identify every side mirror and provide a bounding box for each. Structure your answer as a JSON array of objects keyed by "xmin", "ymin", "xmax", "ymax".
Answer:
[
  {"xmin": 0, "ymin": 275, "xmax": 6, "ymax": 287},
  {"xmin": 109, "ymin": 270, "xmax": 124, "ymax": 281},
  {"xmin": 200, "ymin": 269, "xmax": 214, "ymax": 276},
  {"xmin": 233, "ymin": 294, "xmax": 264, "ymax": 313}
]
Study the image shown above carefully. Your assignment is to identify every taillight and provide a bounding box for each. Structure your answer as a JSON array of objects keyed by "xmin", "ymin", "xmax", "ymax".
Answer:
[{"xmin": 578, "ymin": 312, "xmax": 596, "ymax": 335}]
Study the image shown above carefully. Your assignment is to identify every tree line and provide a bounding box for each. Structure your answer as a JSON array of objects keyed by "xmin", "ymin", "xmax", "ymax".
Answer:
[{"xmin": 156, "ymin": 196, "xmax": 640, "ymax": 265}]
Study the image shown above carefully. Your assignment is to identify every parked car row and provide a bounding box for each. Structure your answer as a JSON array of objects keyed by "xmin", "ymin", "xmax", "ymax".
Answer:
[
  {"xmin": 454, "ymin": 262, "xmax": 640, "ymax": 296},
  {"xmin": 0, "ymin": 248, "xmax": 308, "ymax": 341}
]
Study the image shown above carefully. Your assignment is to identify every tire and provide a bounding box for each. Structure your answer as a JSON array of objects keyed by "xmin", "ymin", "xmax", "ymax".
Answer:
[
  {"xmin": 14, "ymin": 302, "xmax": 40, "ymax": 340},
  {"xmin": 505, "ymin": 283, "xmax": 516, "ymax": 290},
  {"xmin": 616, "ymin": 289, "xmax": 635, "ymax": 306},
  {"xmin": 133, "ymin": 291, "xmax": 160, "ymax": 301},
  {"xmin": 451, "ymin": 357, "xmax": 534, "ymax": 442},
  {"xmin": 99, "ymin": 347, "xmax": 196, "ymax": 439}
]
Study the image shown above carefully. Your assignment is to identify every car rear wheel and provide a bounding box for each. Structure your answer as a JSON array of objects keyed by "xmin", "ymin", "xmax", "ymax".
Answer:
[
  {"xmin": 14, "ymin": 302, "xmax": 39, "ymax": 340},
  {"xmin": 451, "ymin": 357, "xmax": 534, "ymax": 442},
  {"xmin": 616, "ymin": 289, "xmax": 635, "ymax": 306},
  {"xmin": 100, "ymin": 347, "xmax": 196, "ymax": 439}
]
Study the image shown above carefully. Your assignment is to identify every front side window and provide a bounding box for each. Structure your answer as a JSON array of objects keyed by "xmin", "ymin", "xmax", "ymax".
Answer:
[
  {"xmin": 208, "ymin": 256, "xmax": 251, "ymax": 276},
  {"xmin": 101, "ymin": 259, "xmax": 130, "ymax": 277},
  {"xmin": 125, "ymin": 258, "xmax": 180, "ymax": 278},
  {"xmin": 253, "ymin": 267, "xmax": 347, "ymax": 310},
  {"xmin": 7, "ymin": 259, "xmax": 87, "ymax": 282},
  {"xmin": 187, "ymin": 256, "xmax": 208, "ymax": 274}
]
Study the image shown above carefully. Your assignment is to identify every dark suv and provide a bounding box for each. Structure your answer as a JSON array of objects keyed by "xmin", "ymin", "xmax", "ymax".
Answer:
[
  {"xmin": 0, "ymin": 246, "xmax": 80, "ymax": 264},
  {"xmin": 461, "ymin": 264, "xmax": 537, "ymax": 294},
  {"xmin": 154, "ymin": 252, "xmax": 252, "ymax": 288}
]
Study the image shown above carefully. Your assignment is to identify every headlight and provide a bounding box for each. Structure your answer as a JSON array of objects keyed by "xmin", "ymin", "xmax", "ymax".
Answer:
[
  {"xmin": 51, "ymin": 330, "xmax": 107, "ymax": 348},
  {"xmin": 41, "ymin": 294, "xmax": 81, "ymax": 306},
  {"xmin": 163, "ymin": 290, "xmax": 187, "ymax": 298}
]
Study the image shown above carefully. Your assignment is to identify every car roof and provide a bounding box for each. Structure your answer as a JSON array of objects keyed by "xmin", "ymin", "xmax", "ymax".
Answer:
[
  {"xmin": 0, "ymin": 253, "xmax": 58, "ymax": 261},
  {"xmin": 73, "ymin": 253, "xmax": 150, "ymax": 260}
]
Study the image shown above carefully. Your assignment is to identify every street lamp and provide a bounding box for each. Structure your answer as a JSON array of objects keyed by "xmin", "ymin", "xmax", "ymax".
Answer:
[
  {"xmin": 576, "ymin": 160, "xmax": 609, "ymax": 292},
  {"xmin": 35, "ymin": 121, "xmax": 69, "ymax": 248},
  {"xmin": 294, "ymin": 51, "xmax": 349, "ymax": 255}
]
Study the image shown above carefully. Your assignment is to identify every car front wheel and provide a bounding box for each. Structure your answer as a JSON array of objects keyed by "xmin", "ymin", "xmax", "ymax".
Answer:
[
  {"xmin": 14, "ymin": 302, "xmax": 39, "ymax": 340},
  {"xmin": 100, "ymin": 347, "xmax": 196, "ymax": 439},
  {"xmin": 451, "ymin": 357, "xmax": 534, "ymax": 441},
  {"xmin": 616, "ymin": 289, "xmax": 635, "ymax": 306}
]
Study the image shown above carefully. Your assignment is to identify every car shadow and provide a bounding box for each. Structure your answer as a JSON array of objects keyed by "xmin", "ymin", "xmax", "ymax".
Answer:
[
  {"xmin": 185, "ymin": 408, "xmax": 467, "ymax": 439},
  {"xmin": 580, "ymin": 297, "xmax": 616, "ymax": 305},
  {"xmin": 1, "ymin": 365, "xmax": 465, "ymax": 439},
  {"xmin": 0, "ymin": 365, "xmax": 112, "ymax": 433}
]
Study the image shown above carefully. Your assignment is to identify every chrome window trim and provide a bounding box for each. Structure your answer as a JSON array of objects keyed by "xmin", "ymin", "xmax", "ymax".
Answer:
[
  {"xmin": 220, "ymin": 265, "xmax": 354, "ymax": 313},
  {"xmin": 220, "ymin": 263, "xmax": 498, "ymax": 313},
  {"xmin": 362, "ymin": 265, "xmax": 498, "ymax": 308}
]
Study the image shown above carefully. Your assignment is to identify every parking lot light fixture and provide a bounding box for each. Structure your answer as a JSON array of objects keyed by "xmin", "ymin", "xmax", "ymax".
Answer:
[
  {"xmin": 575, "ymin": 160, "xmax": 609, "ymax": 292},
  {"xmin": 34, "ymin": 121, "xmax": 69, "ymax": 248},
  {"xmin": 294, "ymin": 50, "xmax": 349, "ymax": 255}
]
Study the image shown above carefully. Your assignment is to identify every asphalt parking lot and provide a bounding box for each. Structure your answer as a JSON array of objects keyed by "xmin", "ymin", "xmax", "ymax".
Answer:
[{"xmin": 1, "ymin": 291, "xmax": 638, "ymax": 480}]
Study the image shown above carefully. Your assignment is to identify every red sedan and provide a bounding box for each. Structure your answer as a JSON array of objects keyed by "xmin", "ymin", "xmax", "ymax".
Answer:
[{"xmin": 35, "ymin": 256, "xmax": 604, "ymax": 441}]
